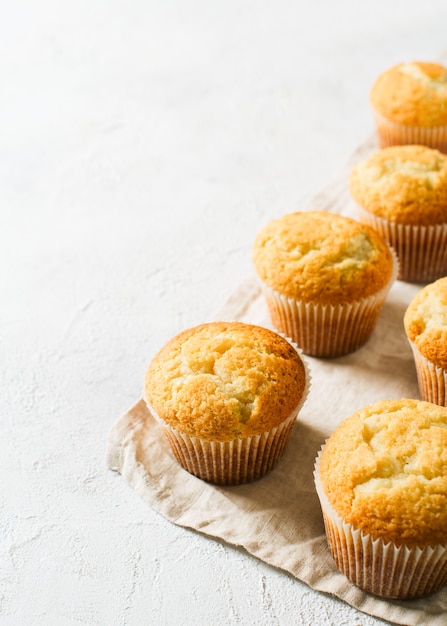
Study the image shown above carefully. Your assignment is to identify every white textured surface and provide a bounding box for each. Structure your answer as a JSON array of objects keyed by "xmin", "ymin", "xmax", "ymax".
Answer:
[{"xmin": 2, "ymin": 2, "xmax": 447, "ymax": 624}]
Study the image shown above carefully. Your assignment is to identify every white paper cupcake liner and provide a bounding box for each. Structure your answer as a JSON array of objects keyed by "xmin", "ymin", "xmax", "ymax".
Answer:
[
  {"xmin": 258, "ymin": 251, "xmax": 397, "ymax": 358},
  {"xmin": 408, "ymin": 342, "xmax": 447, "ymax": 406},
  {"xmin": 314, "ymin": 447, "xmax": 447, "ymax": 598},
  {"xmin": 357, "ymin": 206, "xmax": 447, "ymax": 283},
  {"xmin": 146, "ymin": 336, "xmax": 311, "ymax": 485},
  {"xmin": 160, "ymin": 411, "xmax": 296, "ymax": 485},
  {"xmin": 373, "ymin": 111, "xmax": 447, "ymax": 154}
]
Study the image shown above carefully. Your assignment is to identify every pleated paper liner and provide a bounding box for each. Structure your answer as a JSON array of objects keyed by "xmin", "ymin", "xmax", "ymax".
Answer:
[
  {"xmin": 409, "ymin": 343, "xmax": 447, "ymax": 407},
  {"xmin": 373, "ymin": 111, "xmax": 447, "ymax": 154},
  {"xmin": 357, "ymin": 206, "xmax": 447, "ymax": 283},
  {"xmin": 160, "ymin": 411, "xmax": 297, "ymax": 485},
  {"xmin": 314, "ymin": 447, "xmax": 447, "ymax": 599}
]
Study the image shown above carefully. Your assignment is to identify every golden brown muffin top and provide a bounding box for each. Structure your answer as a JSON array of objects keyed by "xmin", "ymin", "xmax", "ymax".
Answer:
[
  {"xmin": 350, "ymin": 145, "xmax": 447, "ymax": 225},
  {"xmin": 319, "ymin": 398, "xmax": 447, "ymax": 547},
  {"xmin": 144, "ymin": 321, "xmax": 307, "ymax": 442},
  {"xmin": 404, "ymin": 277, "xmax": 447, "ymax": 369},
  {"xmin": 370, "ymin": 61, "xmax": 447, "ymax": 126},
  {"xmin": 252, "ymin": 211, "xmax": 394, "ymax": 304}
]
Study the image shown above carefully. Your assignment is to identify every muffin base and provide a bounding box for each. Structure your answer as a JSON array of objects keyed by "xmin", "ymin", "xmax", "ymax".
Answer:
[
  {"xmin": 357, "ymin": 207, "xmax": 447, "ymax": 283},
  {"xmin": 160, "ymin": 411, "xmax": 297, "ymax": 485},
  {"xmin": 409, "ymin": 343, "xmax": 447, "ymax": 407},
  {"xmin": 314, "ymin": 448, "xmax": 447, "ymax": 599},
  {"xmin": 258, "ymin": 254, "xmax": 397, "ymax": 358},
  {"xmin": 373, "ymin": 111, "xmax": 447, "ymax": 154}
]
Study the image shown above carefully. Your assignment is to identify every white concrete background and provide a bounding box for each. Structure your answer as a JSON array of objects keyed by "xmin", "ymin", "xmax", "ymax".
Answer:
[{"xmin": 2, "ymin": 1, "xmax": 447, "ymax": 624}]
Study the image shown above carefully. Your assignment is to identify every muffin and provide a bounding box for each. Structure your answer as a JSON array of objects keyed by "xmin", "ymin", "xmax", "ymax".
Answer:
[
  {"xmin": 252, "ymin": 211, "xmax": 397, "ymax": 358},
  {"xmin": 404, "ymin": 277, "xmax": 447, "ymax": 406},
  {"xmin": 370, "ymin": 61, "xmax": 447, "ymax": 152},
  {"xmin": 314, "ymin": 398, "xmax": 447, "ymax": 599},
  {"xmin": 144, "ymin": 321, "xmax": 309, "ymax": 485},
  {"xmin": 350, "ymin": 144, "xmax": 447, "ymax": 282}
]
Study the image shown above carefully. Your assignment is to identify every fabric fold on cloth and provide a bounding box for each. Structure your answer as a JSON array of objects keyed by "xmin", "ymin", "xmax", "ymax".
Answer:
[{"xmin": 106, "ymin": 134, "xmax": 447, "ymax": 626}]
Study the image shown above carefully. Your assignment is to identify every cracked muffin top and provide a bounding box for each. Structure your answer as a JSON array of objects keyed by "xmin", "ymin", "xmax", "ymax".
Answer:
[
  {"xmin": 350, "ymin": 145, "xmax": 447, "ymax": 225},
  {"xmin": 370, "ymin": 61, "xmax": 447, "ymax": 127},
  {"xmin": 318, "ymin": 398, "xmax": 447, "ymax": 547},
  {"xmin": 252, "ymin": 211, "xmax": 394, "ymax": 304},
  {"xmin": 144, "ymin": 321, "xmax": 308, "ymax": 442},
  {"xmin": 404, "ymin": 277, "xmax": 447, "ymax": 369}
]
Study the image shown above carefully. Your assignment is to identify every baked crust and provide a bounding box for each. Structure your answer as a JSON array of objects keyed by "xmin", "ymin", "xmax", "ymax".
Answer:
[
  {"xmin": 404, "ymin": 277, "xmax": 447, "ymax": 369},
  {"xmin": 145, "ymin": 321, "xmax": 307, "ymax": 441},
  {"xmin": 350, "ymin": 145, "xmax": 447, "ymax": 225},
  {"xmin": 370, "ymin": 61, "xmax": 447, "ymax": 127},
  {"xmin": 319, "ymin": 398, "xmax": 447, "ymax": 547},
  {"xmin": 252, "ymin": 211, "xmax": 394, "ymax": 304}
]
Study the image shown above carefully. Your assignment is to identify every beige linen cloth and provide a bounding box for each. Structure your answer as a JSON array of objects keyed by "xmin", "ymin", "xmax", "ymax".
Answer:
[{"xmin": 106, "ymin": 135, "xmax": 447, "ymax": 626}]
